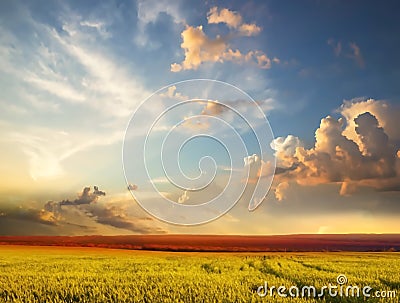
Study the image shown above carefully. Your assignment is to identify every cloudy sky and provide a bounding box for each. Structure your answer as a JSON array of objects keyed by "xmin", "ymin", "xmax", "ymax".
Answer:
[{"xmin": 0, "ymin": 0, "xmax": 399, "ymax": 235}]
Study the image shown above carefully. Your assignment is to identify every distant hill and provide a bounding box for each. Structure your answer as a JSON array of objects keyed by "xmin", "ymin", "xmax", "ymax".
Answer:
[{"xmin": 0, "ymin": 234, "xmax": 399, "ymax": 252}]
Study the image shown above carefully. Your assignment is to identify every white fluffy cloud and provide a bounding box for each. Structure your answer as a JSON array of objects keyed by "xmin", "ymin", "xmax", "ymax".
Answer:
[
  {"xmin": 244, "ymin": 154, "xmax": 259, "ymax": 166},
  {"xmin": 271, "ymin": 135, "xmax": 302, "ymax": 168},
  {"xmin": 243, "ymin": 154, "xmax": 274, "ymax": 188}
]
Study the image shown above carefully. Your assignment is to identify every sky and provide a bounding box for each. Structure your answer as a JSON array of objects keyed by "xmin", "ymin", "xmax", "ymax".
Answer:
[{"xmin": 0, "ymin": 0, "xmax": 399, "ymax": 235}]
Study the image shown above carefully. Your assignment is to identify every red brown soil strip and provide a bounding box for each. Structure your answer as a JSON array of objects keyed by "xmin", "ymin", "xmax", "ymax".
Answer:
[{"xmin": 0, "ymin": 234, "xmax": 399, "ymax": 252}]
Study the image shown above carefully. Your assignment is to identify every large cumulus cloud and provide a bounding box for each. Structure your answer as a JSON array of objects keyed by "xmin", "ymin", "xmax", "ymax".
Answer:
[{"xmin": 271, "ymin": 99, "xmax": 400, "ymax": 199}]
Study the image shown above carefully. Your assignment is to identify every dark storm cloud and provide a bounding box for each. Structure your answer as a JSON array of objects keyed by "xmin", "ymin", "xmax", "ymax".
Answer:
[
  {"xmin": 0, "ymin": 186, "xmax": 166, "ymax": 235},
  {"xmin": 85, "ymin": 204, "xmax": 166, "ymax": 234},
  {"xmin": 42, "ymin": 186, "xmax": 166, "ymax": 234},
  {"xmin": 45, "ymin": 186, "xmax": 105, "ymax": 211},
  {"xmin": 0, "ymin": 206, "xmax": 59, "ymax": 226}
]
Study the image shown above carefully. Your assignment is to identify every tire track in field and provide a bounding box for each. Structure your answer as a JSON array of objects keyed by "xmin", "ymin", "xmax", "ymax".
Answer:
[{"xmin": 293, "ymin": 259, "xmax": 335, "ymax": 273}]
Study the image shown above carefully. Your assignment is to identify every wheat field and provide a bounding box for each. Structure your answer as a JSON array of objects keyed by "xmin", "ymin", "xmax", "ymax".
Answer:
[{"xmin": 0, "ymin": 246, "xmax": 399, "ymax": 302}]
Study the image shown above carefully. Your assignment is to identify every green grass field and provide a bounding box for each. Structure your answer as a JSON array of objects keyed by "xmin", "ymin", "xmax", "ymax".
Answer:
[{"xmin": 0, "ymin": 246, "xmax": 399, "ymax": 302}]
